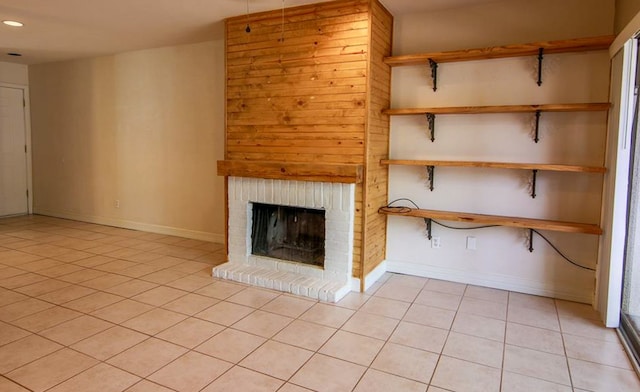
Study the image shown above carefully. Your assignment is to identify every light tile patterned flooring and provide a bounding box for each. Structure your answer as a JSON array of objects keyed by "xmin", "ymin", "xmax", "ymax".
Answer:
[{"xmin": 0, "ymin": 215, "xmax": 639, "ymax": 392}]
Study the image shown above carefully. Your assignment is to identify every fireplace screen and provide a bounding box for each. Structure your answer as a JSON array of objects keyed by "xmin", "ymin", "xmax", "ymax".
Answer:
[{"xmin": 251, "ymin": 203, "xmax": 325, "ymax": 267}]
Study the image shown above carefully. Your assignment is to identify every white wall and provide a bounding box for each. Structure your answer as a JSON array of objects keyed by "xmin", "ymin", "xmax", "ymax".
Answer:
[
  {"xmin": 386, "ymin": 0, "xmax": 614, "ymax": 303},
  {"xmin": 0, "ymin": 62, "xmax": 28, "ymax": 85}
]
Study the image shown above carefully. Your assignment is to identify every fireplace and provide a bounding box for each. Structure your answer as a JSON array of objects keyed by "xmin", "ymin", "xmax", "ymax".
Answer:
[
  {"xmin": 251, "ymin": 203, "xmax": 325, "ymax": 267},
  {"xmin": 216, "ymin": 0, "xmax": 393, "ymax": 302},
  {"xmin": 212, "ymin": 177, "xmax": 355, "ymax": 302}
]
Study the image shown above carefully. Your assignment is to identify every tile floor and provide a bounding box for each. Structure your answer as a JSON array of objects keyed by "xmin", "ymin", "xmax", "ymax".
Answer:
[{"xmin": 0, "ymin": 215, "xmax": 639, "ymax": 392}]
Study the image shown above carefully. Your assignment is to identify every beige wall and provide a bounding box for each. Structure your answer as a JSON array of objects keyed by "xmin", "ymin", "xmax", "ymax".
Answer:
[
  {"xmin": 616, "ymin": 0, "xmax": 640, "ymax": 33},
  {"xmin": 29, "ymin": 41, "xmax": 226, "ymax": 242},
  {"xmin": 0, "ymin": 62, "xmax": 28, "ymax": 85},
  {"xmin": 394, "ymin": 0, "xmax": 614, "ymax": 55},
  {"xmin": 386, "ymin": 0, "xmax": 615, "ymax": 303}
]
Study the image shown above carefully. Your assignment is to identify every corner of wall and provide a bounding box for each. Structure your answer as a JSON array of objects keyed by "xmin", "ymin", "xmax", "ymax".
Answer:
[{"xmin": 351, "ymin": 259, "xmax": 388, "ymax": 292}]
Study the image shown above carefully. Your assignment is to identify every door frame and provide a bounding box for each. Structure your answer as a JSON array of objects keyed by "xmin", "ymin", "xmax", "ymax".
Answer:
[{"xmin": 1, "ymin": 82, "xmax": 33, "ymax": 215}]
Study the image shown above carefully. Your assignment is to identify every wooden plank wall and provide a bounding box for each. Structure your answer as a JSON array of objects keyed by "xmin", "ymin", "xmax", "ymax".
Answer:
[
  {"xmin": 225, "ymin": 0, "xmax": 392, "ymax": 281},
  {"xmin": 361, "ymin": 0, "xmax": 392, "ymax": 283},
  {"xmin": 226, "ymin": 0, "xmax": 371, "ymax": 166}
]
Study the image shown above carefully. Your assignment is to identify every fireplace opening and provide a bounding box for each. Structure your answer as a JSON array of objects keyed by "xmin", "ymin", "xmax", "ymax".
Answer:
[{"xmin": 251, "ymin": 203, "xmax": 325, "ymax": 267}]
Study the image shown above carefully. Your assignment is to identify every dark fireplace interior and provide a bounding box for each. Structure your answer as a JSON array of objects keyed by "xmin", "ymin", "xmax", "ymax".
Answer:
[{"xmin": 251, "ymin": 203, "xmax": 325, "ymax": 267}]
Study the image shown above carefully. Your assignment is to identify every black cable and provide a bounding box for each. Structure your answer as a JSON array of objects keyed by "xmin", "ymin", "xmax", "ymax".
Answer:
[
  {"xmin": 431, "ymin": 219, "xmax": 500, "ymax": 231},
  {"xmin": 379, "ymin": 206, "xmax": 413, "ymax": 213},
  {"xmin": 531, "ymin": 229, "xmax": 596, "ymax": 272},
  {"xmin": 379, "ymin": 198, "xmax": 421, "ymax": 214},
  {"xmin": 382, "ymin": 197, "xmax": 596, "ymax": 272},
  {"xmin": 387, "ymin": 198, "xmax": 421, "ymax": 209}
]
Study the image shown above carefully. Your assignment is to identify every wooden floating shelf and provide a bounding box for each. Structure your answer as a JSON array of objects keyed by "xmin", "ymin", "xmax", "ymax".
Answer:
[
  {"xmin": 379, "ymin": 207, "xmax": 602, "ymax": 235},
  {"xmin": 381, "ymin": 159, "xmax": 606, "ymax": 174},
  {"xmin": 217, "ymin": 160, "xmax": 363, "ymax": 184},
  {"xmin": 384, "ymin": 35, "xmax": 615, "ymax": 67},
  {"xmin": 383, "ymin": 103, "xmax": 611, "ymax": 116}
]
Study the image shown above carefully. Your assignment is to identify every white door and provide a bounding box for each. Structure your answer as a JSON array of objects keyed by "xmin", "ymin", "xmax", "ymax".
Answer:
[{"xmin": 0, "ymin": 86, "xmax": 29, "ymax": 216}]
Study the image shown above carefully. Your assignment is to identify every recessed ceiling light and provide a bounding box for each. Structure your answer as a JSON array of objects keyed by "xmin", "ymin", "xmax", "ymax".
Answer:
[{"xmin": 3, "ymin": 20, "xmax": 24, "ymax": 27}]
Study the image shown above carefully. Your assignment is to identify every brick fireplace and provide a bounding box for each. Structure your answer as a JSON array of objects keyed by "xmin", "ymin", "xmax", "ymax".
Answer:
[{"xmin": 213, "ymin": 177, "xmax": 356, "ymax": 301}]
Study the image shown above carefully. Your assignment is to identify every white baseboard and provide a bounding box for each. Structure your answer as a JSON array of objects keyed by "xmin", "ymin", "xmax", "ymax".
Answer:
[
  {"xmin": 386, "ymin": 259, "xmax": 592, "ymax": 304},
  {"xmin": 351, "ymin": 260, "xmax": 388, "ymax": 292},
  {"xmin": 34, "ymin": 209, "xmax": 224, "ymax": 244}
]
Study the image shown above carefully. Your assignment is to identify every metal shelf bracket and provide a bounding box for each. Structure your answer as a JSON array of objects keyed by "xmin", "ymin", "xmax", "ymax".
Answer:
[
  {"xmin": 528, "ymin": 228, "xmax": 534, "ymax": 252},
  {"xmin": 426, "ymin": 113, "xmax": 436, "ymax": 142},
  {"xmin": 534, "ymin": 110, "xmax": 541, "ymax": 143},
  {"xmin": 537, "ymin": 48, "xmax": 544, "ymax": 86},
  {"xmin": 429, "ymin": 59, "xmax": 438, "ymax": 91},
  {"xmin": 426, "ymin": 165, "xmax": 435, "ymax": 191},
  {"xmin": 531, "ymin": 169, "xmax": 538, "ymax": 198},
  {"xmin": 424, "ymin": 218, "xmax": 432, "ymax": 240}
]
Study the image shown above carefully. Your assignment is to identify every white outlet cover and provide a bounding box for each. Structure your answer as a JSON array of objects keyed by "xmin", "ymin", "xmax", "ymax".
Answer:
[{"xmin": 466, "ymin": 236, "xmax": 477, "ymax": 250}]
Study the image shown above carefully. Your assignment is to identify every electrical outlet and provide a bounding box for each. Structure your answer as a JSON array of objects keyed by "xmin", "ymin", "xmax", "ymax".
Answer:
[
  {"xmin": 466, "ymin": 236, "xmax": 477, "ymax": 250},
  {"xmin": 115, "ymin": 199, "xmax": 120, "ymax": 208},
  {"xmin": 431, "ymin": 236, "xmax": 441, "ymax": 248}
]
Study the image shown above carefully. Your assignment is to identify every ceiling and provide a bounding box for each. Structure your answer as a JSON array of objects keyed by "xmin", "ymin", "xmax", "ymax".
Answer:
[{"xmin": 0, "ymin": 0, "xmax": 497, "ymax": 65}]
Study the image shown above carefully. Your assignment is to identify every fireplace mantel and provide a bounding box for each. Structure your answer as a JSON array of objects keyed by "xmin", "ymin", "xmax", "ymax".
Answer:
[{"xmin": 217, "ymin": 160, "xmax": 363, "ymax": 184}]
